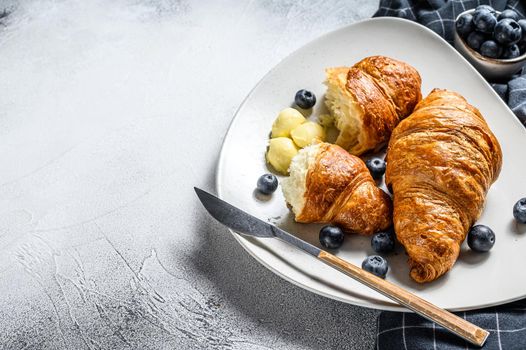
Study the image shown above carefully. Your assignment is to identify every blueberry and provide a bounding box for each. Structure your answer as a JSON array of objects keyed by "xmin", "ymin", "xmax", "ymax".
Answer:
[
  {"xmin": 256, "ymin": 173, "xmax": 278, "ymax": 194},
  {"xmin": 498, "ymin": 9, "xmax": 519, "ymax": 22},
  {"xmin": 494, "ymin": 19, "xmax": 522, "ymax": 45},
  {"xmin": 365, "ymin": 157, "xmax": 386, "ymax": 180},
  {"xmin": 467, "ymin": 225, "xmax": 495, "ymax": 252},
  {"xmin": 513, "ymin": 197, "xmax": 526, "ymax": 224},
  {"xmin": 295, "ymin": 89, "xmax": 316, "ymax": 109},
  {"xmin": 456, "ymin": 13, "xmax": 475, "ymax": 38},
  {"xmin": 502, "ymin": 44, "xmax": 521, "ymax": 59},
  {"xmin": 319, "ymin": 225, "xmax": 344, "ymax": 249},
  {"xmin": 480, "ymin": 40, "xmax": 503, "ymax": 58},
  {"xmin": 473, "ymin": 9, "xmax": 497, "ymax": 33},
  {"xmin": 467, "ymin": 31, "xmax": 487, "ymax": 50},
  {"xmin": 475, "ymin": 5, "xmax": 496, "ymax": 15},
  {"xmin": 371, "ymin": 229, "xmax": 395, "ymax": 253},
  {"xmin": 362, "ymin": 255, "xmax": 388, "ymax": 278},
  {"xmin": 519, "ymin": 41, "xmax": 526, "ymax": 55},
  {"xmin": 518, "ymin": 20, "xmax": 526, "ymax": 42}
]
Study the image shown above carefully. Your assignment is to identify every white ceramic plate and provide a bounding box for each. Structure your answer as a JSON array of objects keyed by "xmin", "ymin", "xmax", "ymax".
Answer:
[{"xmin": 216, "ymin": 17, "xmax": 526, "ymax": 311}]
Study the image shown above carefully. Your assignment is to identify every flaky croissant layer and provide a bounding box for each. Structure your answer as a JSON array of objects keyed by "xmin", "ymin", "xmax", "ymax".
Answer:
[
  {"xmin": 386, "ymin": 89, "xmax": 502, "ymax": 283},
  {"xmin": 325, "ymin": 56, "xmax": 422, "ymax": 155},
  {"xmin": 282, "ymin": 142, "xmax": 392, "ymax": 235}
]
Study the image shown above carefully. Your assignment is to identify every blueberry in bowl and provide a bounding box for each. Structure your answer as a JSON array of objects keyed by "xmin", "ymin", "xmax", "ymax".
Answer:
[
  {"xmin": 475, "ymin": 5, "xmax": 496, "ymax": 15},
  {"xmin": 480, "ymin": 40, "xmax": 502, "ymax": 59},
  {"xmin": 456, "ymin": 12, "xmax": 474, "ymax": 38},
  {"xmin": 472, "ymin": 8, "xmax": 497, "ymax": 33},
  {"xmin": 494, "ymin": 18, "xmax": 522, "ymax": 45},
  {"xmin": 498, "ymin": 9, "xmax": 520, "ymax": 22},
  {"xmin": 502, "ymin": 44, "xmax": 521, "ymax": 59},
  {"xmin": 519, "ymin": 20, "xmax": 526, "ymax": 41},
  {"xmin": 466, "ymin": 31, "xmax": 487, "ymax": 50},
  {"xmin": 454, "ymin": 7, "xmax": 526, "ymax": 80}
]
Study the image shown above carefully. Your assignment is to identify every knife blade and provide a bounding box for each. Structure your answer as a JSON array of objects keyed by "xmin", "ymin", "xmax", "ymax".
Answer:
[
  {"xmin": 194, "ymin": 187, "xmax": 489, "ymax": 347},
  {"xmin": 194, "ymin": 187, "xmax": 320, "ymax": 256}
]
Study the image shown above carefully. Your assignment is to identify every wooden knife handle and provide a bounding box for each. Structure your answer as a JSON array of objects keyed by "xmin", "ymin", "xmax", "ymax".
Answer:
[{"xmin": 318, "ymin": 250, "xmax": 489, "ymax": 347}]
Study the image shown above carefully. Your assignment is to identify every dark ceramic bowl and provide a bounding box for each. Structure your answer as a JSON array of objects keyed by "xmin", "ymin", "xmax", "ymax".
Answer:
[{"xmin": 454, "ymin": 9, "xmax": 526, "ymax": 81}]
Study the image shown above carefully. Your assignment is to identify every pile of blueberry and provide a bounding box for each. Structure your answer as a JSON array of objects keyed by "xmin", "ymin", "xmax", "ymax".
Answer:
[{"xmin": 456, "ymin": 5, "xmax": 526, "ymax": 59}]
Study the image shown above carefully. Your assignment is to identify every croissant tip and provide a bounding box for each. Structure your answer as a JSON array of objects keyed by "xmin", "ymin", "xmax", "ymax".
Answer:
[{"xmin": 410, "ymin": 263, "xmax": 438, "ymax": 283}]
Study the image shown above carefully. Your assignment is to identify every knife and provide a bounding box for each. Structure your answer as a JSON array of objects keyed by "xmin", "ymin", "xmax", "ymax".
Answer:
[{"xmin": 194, "ymin": 187, "xmax": 489, "ymax": 347}]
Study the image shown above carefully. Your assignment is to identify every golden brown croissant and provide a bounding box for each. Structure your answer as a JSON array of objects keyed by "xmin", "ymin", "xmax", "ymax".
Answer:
[
  {"xmin": 281, "ymin": 142, "xmax": 392, "ymax": 235},
  {"xmin": 325, "ymin": 56, "xmax": 422, "ymax": 155},
  {"xmin": 385, "ymin": 89, "xmax": 502, "ymax": 283}
]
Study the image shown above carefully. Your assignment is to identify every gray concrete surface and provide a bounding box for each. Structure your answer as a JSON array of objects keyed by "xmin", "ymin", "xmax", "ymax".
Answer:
[{"xmin": 0, "ymin": 1, "xmax": 379, "ymax": 349}]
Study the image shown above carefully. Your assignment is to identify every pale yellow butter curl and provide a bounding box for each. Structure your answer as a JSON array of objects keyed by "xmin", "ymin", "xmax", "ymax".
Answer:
[
  {"xmin": 271, "ymin": 108, "xmax": 306, "ymax": 138},
  {"xmin": 290, "ymin": 121, "xmax": 326, "ymax": 148},
  {"xmin": 266, "ymin": 137, "xmax": 299, "ymax": 174}
]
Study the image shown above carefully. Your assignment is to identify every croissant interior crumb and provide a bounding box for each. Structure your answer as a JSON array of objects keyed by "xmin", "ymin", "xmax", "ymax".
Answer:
[
  {"xmin": 324, "ymin": 67, "xmax": 363, "ymax": 153},
  {"xmin": 281, "ymin": 144, "xmax": 320, "ymax": 217}
]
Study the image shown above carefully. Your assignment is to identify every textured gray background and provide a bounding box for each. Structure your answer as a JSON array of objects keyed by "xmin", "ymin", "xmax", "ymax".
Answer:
[{"xmin": 0, "ymin": 1, "xmax": 379, "ymax": 349}]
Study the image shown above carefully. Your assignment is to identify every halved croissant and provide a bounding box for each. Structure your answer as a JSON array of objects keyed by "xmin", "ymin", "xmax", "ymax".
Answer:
[
  {"xmin": 385, "ymin": 89, "xmax": 502, "ymax": 283},
  {"xmin": 282, "ymin": 142, "xmax": 392, "ymax": 235},
  {"xmin": 325, "ymin": 56, "xmax": 422, "ymax": 155}
]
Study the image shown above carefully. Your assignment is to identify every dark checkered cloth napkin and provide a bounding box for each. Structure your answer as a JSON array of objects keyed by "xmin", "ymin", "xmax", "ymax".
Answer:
[
  {"xmin": 374, "ymin": 1, "xmax": 526, "ymax": 349},
  {"xmin": 377, "ymin": 299, "xmax": 526, "ymax": 349},
  {"xmin": 374, "ymin": 0, "xmax": 526, "ymax": 127}
]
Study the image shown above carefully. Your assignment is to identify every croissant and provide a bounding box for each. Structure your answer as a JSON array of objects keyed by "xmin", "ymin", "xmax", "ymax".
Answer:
[
  {"xmin": 325, "ymin": 56, "xmax": 422, "ymax": 155},
  {"xmin": 385, "ymin": 89, "xmax": 502, "ymax": 283},
  {"xmin": 281, "ymin": 142, "xmax": 392, "ymax": 235}
]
